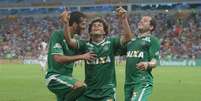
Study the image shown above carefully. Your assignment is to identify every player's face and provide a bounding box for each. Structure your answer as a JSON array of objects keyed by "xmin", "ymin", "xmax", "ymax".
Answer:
[
  {"xmin": 138, "ymin": 16, "xmax": 152, "ymax": 33},
  {"xmin": 91, "ymin": 21, "xmax": 105, "ymax": 35},
  {"xmin": 76, "ymin": 17, "xmax": 87, "ymax": 34}
]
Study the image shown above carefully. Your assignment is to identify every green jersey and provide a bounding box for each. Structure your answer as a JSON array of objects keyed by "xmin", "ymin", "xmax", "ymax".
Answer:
[
  {"xmin": 125, "ymin": 35, "xmax": 160, "ymax": 86},
  {"xmin": 46, "ymin": 30, "xmax": 77, "ymax": 78},
  {"xmin": 77, "ymin": 36, "xmax": 121, "ymax": 97}
]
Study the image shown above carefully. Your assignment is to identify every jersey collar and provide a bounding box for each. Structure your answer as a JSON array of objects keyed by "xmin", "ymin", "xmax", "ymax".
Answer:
[
  {"xmin": 91, "ymin": 38, "xmax": 106, "ymax": 46},
  {"xmin": 137, "ymin": 33, "xmax": 151, "ymax": 38}
]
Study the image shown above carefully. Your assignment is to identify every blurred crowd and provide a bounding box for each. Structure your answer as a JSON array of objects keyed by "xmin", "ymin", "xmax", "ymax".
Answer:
[
  {"xmin": 104, "ymin": 11, "xmax": 201, "ymax": 60},
  {"xmin": 0, "ymin": 16, "xmax": 60, "ymax": 59},
  {"xmin": 0, "ymin": 10, "xmax": 201, "ymax": 60}
]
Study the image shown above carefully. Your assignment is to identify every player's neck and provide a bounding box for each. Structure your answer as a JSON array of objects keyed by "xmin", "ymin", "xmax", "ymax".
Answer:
[
  {"xmin": 91, "ymin": 35, "xmax": 104, "ymax": 43},
  {"xmin": 139, "ymin": 31, "xmax": 151, "ymax": 37},
  {"xmin": 69, "ymin": 27, "xmax": 76, "ymax": 37}
]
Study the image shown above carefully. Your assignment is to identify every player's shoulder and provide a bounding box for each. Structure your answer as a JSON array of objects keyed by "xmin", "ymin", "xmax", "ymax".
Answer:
[
  {"xmin": 51, "ymin": 29, "xmax": 64, "ymax": 36},
  {"xmin": 150, "ymin": 35, "xmax": 160, "ymax": 41},
  {"xmin": 149, "ymin": 35, "xmax": 159, "ymax": 39},
  {"xmin": 143, "ymin": 34, "xmax": 158, "ymax": 41},
  {"xmin": 149, "ymin": 35, "xmax": 160, "ymax": 45}
]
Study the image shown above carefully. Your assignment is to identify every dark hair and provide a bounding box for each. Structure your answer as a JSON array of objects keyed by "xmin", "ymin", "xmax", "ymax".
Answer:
[
  {"xmin": 150, "ymin": 17, "xmax": 156, "ymax": 32},
  {"xmin": 88, "ymin": 18, "xmax": 109, "ymax": 35},
  {"xmin": 69, "ymin": 11, "xmax": 86, "ymax": 26}
]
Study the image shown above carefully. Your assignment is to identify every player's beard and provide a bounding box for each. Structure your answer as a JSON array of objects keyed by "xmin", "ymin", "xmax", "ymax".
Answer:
[
  {"xmin": 75, "ymin": 27, "xmax": 81, "ymax": 35},
  {"xmin": 76, "ymin": 27, "xmax": 86, "ymax": 36},
  {"xmin": 138, "ymin": 28, "xmax": 150, "ymax": 34}
]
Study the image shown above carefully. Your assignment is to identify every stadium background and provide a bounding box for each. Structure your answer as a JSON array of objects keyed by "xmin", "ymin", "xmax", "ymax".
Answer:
[{"xmin": 0, "ymin": 0, "xmax": 201, "ymax": 101}]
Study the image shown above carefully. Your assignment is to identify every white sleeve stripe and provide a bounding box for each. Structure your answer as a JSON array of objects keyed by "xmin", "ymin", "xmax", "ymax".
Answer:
[
  {"xmin": 54, "ymin": 77, "xmax": 73, "ymax": 88},
  {"xmin": 76, "ymin": 39, "xmax": 79, "ymax": 49},
  {"xmin": 113, "ymin": 88, "xmax": 117, "ymax": 101},
  {"xmin": 45, "ymin": 75, "xmax": 73, "ymax": 87},
  {"xmin": 51, "ymin": 53, "xmax": 64, "ymax": 55},
  {"xmin": 138, "ymin": 88, "xmax": 146, "ymax": 101},
  {"xmin": 138, "ymin": 84, "xmax": 149, "ymax": 101}
]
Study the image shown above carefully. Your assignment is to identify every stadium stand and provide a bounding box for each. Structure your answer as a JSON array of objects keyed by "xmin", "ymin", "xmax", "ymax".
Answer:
[
  {"xmin": 0, "ymin": 0, "xmax": 201, "ymax": 8},
  {"xmin": 0, "ymin": 1, "xmax": 201, "ymax": 66}
]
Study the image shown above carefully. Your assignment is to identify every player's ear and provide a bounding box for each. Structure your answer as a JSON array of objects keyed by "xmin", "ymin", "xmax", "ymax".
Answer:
[
  {"xmin": 150, "ymin": 26, "xmax": 153, "ymax": 31},
  {"xmin": 72, "ymin": 22, "xmax": 78, "ymax": 29}
]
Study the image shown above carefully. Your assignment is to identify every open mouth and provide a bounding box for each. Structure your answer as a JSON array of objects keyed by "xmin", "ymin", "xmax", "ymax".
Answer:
[{"xmin": 91, "ymin": 30, "xmax": 102, "ymax": 35}]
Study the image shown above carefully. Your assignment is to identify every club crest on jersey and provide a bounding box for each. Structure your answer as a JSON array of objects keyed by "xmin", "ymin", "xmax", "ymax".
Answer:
[
  {"xmin": 127, "ymin": 50, "xmax": 144, "ymax": 58},
  {"xmin": 103, "ymin": 45, "xmax": 109, "ymax": 51},
  {"xmin": 86, "ymin": 56, "xmax": 111, "ymax": 64},
  {"xmin": 53, "ymin": 43, "xmax": 62, "ymax": 49},
  {"xmin": 87, "ymin": 47, "xmax": 95, "ymax": 53},
  {"xmin": 142, "ymin": 37, "xmax": 151, "ymax": 42}
]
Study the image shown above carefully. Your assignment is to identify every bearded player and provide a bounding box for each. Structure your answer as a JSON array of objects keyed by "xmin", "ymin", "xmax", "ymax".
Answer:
[
  {"xmin": 45, "ymin": 11, "xmax": 96, "ymax": 101},
  {"xmin": 124, "ymin": 16, "xmax": 160, "ymax": 101}
]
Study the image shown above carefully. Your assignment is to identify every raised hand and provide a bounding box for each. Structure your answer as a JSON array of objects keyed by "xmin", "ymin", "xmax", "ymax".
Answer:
[
  {"xmin": 59, "ymin": 8, "xmax": 70, "ymax": 24},
  {"xmin": 116, "ymin": 7, "xmax": 127, "ymax": 20}
]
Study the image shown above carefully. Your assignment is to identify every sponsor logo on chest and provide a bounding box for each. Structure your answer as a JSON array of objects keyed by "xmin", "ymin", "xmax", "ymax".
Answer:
[
  {"xmin": 126, "ymin": 50, "xmax": 144, "ymax": 58},
  {"xmin": 86, "ymin": 56, "xmax": 111, "ymax": 64}
]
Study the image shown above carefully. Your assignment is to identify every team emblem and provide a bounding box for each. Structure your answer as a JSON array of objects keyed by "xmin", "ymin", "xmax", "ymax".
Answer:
[{"xmin": 103, "ymin": 45, "xmax": 109, "ymax": 51}]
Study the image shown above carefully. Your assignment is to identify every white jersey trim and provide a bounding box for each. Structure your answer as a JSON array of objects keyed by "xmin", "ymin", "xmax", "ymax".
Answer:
[{"xmin": 45, "ymin": 74, "xmax": 73, "ymax": 88}]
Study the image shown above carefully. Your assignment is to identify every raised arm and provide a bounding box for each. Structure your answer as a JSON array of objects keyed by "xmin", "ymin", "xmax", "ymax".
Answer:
[
  {"xmin": 53, "ymin": 52, "xmax": 96, "ymax": 64},
  {"xmin": 116, "ymin": 7, "xmax": 133, "ymax": 44},
  {"xmin": 60, "ymin": 9, "xmax": 78, "ymax": 49},
  {"xmin": 56, "ymin": 10, "xmax": 96, "ymax": 63}
]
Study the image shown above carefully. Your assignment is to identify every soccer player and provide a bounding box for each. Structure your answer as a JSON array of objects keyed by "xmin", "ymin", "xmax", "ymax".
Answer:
[
  {"xmin": 38, "ymin": 41, "xmax": 48, "ymax": 72},
  {"xmin": 45, "ymin": 11, "xmax": 96, "ymax": 101},
  {"xmin": 124, "ymin": 16, "xmax": 160, "ymax": 101},
  {"xmin": 61, "ymin": 7, "xmax": 132, "ymax": 101}
]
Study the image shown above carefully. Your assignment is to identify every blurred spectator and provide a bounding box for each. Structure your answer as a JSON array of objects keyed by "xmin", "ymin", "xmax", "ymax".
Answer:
[{"xmin": 0, "ymin": 10, "xmax": 201, "ymax": 60}]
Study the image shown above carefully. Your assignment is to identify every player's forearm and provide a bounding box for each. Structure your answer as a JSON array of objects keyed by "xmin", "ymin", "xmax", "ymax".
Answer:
[
  {"xmin": 147, "ymin": 59, "xmax": 157, "ymax": 69},
  {"xmin": 63, "ymin": 23, "xmax": 77, "ymax": 49},
  {"xmin": 53, "ymin": 54, "xmax": 84, "ymax": 64},
  {"xmin": 121, "ymin": 18, "xmax": 133, "ymax": 44}
]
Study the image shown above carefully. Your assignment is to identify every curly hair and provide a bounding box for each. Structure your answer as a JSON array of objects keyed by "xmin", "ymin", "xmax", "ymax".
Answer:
[{"xmin": 88, "ymin": 18, "xmax": 109, "ymax": 35}]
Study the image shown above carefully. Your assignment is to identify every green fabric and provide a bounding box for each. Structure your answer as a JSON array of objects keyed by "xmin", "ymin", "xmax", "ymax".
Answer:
[
  {"xmin": 46, "ymin": 30, "xmax": 76, "ymax": 78},
  {"xmin": 65, "ymin": 86, "xmax": 86, "ymax": 101},
  {"xmin": 47, "ymin": 75, "xmax": 79, "ymax": 101},
  {"xmin": 125, "ymin": 35, "xmax": 160, "ymax": 86},
  {"xmin": 46, "ymin": 30, "xmax": 81, "ymax": 101},
  {"xmin": 125, "ymin": 84, "xmax": 152, "ymax": 101},
  {"xmin": 78, "ymin": 88, "xmax": 116, "ymax": 101},
  {"xmin": 77, "ymin": 36, "xmax": 121, "ymax": 98}
]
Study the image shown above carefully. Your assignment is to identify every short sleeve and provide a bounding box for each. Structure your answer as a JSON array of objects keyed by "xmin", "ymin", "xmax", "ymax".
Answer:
[
  {"xmin": 76, "ymin": 38, "xmax": 87, "ymax": 53},
  {"xmin": 149, "ymin": 37, "xmax": 160, "ymax": 61},
  {"xmin": 50, "ymin": 31, "xmax": 64, "ymax": 55},
  {"xmin": 110, "ymin": 36, "xmax": 126, "ymax": 55},
  {"xmin": 110, "ymin": 36, "xmax": 121, "ymax": 49}
]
